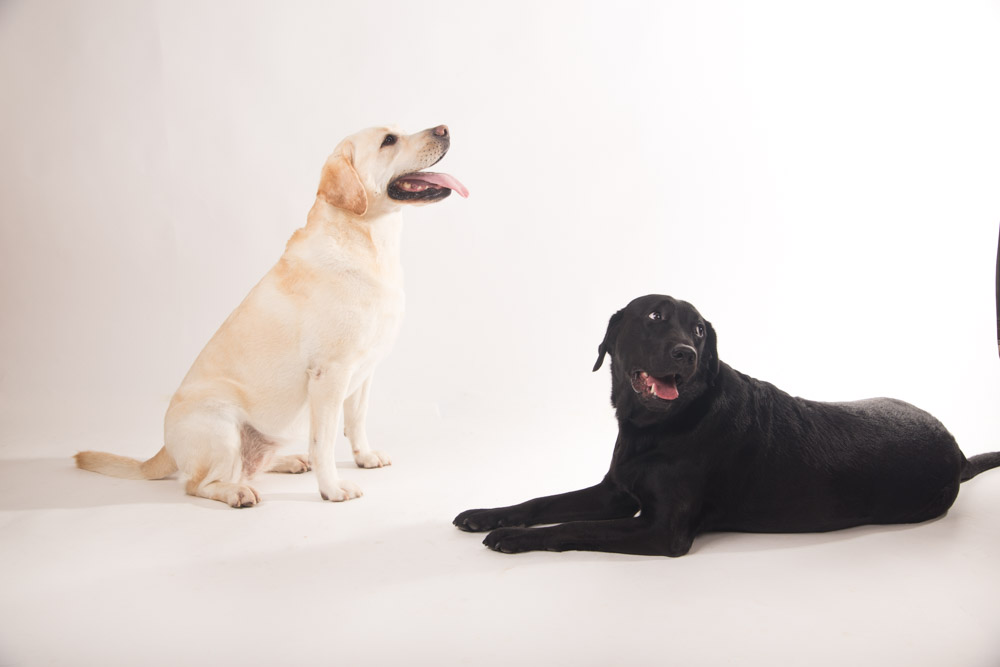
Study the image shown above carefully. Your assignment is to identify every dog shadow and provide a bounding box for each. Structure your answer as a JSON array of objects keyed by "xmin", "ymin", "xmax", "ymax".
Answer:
[
  {"xmin": 0, "ymin": 457, "xmax": 364, "ymax": 511},
  {"xmin": 2, "ymin": 458, "xmax": 966, "ymax": 562},
  {"xmin": 687, "ymin": 519, "xmax": 946, "ymax": 556}
]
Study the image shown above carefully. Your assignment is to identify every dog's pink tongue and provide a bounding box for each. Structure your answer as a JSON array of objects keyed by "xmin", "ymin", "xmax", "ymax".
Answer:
[
  {"xmin": 646, "ymin": 375, "xmax": 679, "ymax": 401},
  {"xmin": 413, "ymin": 172, "xmax": 469, "ymax": 198}
]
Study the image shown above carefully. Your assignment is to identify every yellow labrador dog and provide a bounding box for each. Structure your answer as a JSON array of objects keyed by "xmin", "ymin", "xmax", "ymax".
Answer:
[{"xmin": 76, "ymin": 125, "xmax": 468, "ymax": 507}]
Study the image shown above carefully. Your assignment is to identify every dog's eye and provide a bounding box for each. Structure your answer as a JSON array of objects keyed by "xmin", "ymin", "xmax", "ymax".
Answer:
[
  {"xmin": 648, "ymin": 311, "xmax": 661, "ymax": 321},
  {"xmin": 694, "ymin": 323, "xmax": 706, "ymax": 338},
  {"xmin": 381, "ymin": 134, "xmax": 398, "ymax": 148}
]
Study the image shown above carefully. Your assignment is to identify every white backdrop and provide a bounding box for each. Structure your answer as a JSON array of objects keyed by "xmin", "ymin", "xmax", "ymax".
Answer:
[
  {"xmin": 1, "ymin": 0, "xmax": 998, "ymax": 459},
  {"xmin": 2, "ymin": 3, "xmax": 1000, "ymax": 666}
]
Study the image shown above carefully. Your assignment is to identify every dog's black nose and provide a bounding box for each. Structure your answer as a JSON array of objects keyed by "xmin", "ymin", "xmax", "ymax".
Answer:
[
  {"xmin": 433, "ymin": 125, "xmax": 449, "ymax": 138},
  {"xmin": 671, "ymin": 345, "xmax": 697, "ymax": 367}
]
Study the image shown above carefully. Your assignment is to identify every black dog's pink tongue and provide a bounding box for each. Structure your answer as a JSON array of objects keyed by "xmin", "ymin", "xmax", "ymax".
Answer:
[{"xmin": 645, "ymin": 374, "xmax": 679, "ymax": 400}]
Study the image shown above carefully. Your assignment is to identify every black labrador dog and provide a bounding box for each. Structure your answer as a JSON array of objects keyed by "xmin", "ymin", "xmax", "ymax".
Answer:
[{"xmin": 454, "ymin": 294, "xmax": 1000, "ymax": 556}]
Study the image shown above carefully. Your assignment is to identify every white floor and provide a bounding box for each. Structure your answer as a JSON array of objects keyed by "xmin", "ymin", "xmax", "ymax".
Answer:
[{"xmin": 1, "ymin": 409, "xmax": 998, "ymax": 667}]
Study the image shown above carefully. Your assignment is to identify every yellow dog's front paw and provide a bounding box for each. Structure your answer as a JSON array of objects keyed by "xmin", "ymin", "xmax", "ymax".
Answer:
[
  {"xmin": 319, "ymin": 479, "xmax": 363, "ymax": 502},
  {"xmin": 354, "ymin": 450, "xmax": 391, "ymax": 469}
]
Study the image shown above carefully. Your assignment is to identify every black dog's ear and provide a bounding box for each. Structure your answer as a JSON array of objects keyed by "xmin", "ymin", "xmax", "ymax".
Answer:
[
  {"xmin": 703, "ymin": 320, "xmax": 721, "ymax": 384},
  {"xmin": 593, "ymin": 309, "xmax": 625, "ymax": 372}
]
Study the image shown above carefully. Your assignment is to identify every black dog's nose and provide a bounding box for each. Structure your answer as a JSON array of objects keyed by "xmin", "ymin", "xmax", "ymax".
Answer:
[
  {"xmin": 671, "ymin": 345, "xmax": 697, "ymax": 367},
  {"xmin": 433, "ymin": 125, "xmax": 449, "ymax": 138}
]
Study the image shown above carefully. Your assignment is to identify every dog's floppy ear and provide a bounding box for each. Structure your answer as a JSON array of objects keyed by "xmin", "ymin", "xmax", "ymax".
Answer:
[
  {"xmin": 593, "ymin": 309, "xmax": 625, "ymax": 372},
  {"xmin": 317, "ymin": 144, "xmax": 368, "ymax": 216},
  {"xmin": 703, "ymin": 320, "xmax": 721, "ymax": 385}
]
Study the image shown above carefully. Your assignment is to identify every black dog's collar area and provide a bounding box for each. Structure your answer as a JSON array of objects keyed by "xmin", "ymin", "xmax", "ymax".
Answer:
[{"xmin": 630, "ymin": 370, "xmax": 681, "ymax": 401}]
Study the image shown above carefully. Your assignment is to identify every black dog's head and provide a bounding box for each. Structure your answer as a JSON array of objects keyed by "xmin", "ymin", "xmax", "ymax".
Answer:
[{"xmin": 593, "ymin": 295, "xmax": 720, "ymax": 424}]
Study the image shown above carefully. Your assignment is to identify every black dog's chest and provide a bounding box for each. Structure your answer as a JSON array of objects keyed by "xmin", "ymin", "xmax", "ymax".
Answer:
[
  {"xmin": 609, "ymin": 431, "xmax": 659, "ymax": 470},
  {"xmin": 608, "ymin": 430, "xmax": 696, "ymax": 492}
]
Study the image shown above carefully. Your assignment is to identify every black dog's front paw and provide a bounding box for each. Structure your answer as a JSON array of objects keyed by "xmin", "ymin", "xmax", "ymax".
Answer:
[
  {"xmin": 453, "ymin": 508, "xmax": 520, "ymax": 532},
  {"xmin": 483, "ymin": 527, "xmax": 547, "ymax": 554}
]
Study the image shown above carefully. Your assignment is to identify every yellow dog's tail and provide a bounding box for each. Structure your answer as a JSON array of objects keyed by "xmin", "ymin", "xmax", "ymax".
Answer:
[{"xmin": 74, "ymin": 445, "xmax": 177, "ymax": 480}]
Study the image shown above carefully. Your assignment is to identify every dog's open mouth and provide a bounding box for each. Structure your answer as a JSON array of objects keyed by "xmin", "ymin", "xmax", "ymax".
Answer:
[
  {"xmin": 388, "ymin": 171, "xmax": 469, "ymax": 202},
  {"xmin": 631, "ymin": 371, "xmax": 681, "ymax": 401}
]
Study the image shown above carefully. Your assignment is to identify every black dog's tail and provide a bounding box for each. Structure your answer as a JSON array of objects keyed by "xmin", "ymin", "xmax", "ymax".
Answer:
[{"xmin": 961, "ymin": 452, "xmax": 1000, "ymax": 482}]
